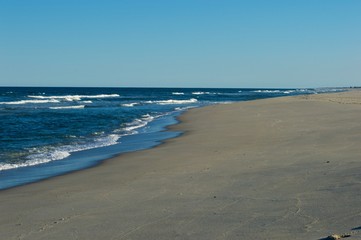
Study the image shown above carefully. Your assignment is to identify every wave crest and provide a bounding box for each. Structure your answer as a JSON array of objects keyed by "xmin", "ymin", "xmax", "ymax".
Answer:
[
  {"xmin": 0, "ymin": 134, "xmax": 120, "ymax": 171},
  {"xmin": 0, "ymin": 99, "xmax": 60, "ymax": 105},
  {"xmin": 145, "ymin": 98, "xmax": 198, "ymax": 105},
  {"xmin": 49, "ymin": 105, "xmax": 85, "ymax": 110},
  {"xmin": 28, "ymin": 94, "xmax": 120, "ymax": 101}
]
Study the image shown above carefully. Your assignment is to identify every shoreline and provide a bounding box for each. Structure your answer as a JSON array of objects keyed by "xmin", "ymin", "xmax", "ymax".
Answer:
[
  {"xmin": 0, "ymin": 111, "xmax": 182, "ymax": 191},
  {"xmin": 1, "ymin": 90, "xmax": 361, "ymax": 239}
]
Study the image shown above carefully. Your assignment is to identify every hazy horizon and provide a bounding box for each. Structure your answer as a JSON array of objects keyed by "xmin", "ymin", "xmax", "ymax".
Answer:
[{"xmin": 0, "ymin": 86, "xmax": 354, "ymax": 90}]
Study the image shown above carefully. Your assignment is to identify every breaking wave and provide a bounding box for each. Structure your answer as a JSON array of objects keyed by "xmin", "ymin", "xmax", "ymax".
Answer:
[
  {"xmin": 0, "ymin": 99, "xmax": 60, "ymax": 105},
  {"xmin": 121, "ymin": 102, "xmax": 138, "ymax": 107},
  {"xmin": 145, "ymin": 98, "xmax": 198, "ymax": 105},
  {"xmin": 28, "ymin": 94, "xmax": 120, "ymax": 101},
  {"xmin": 0, "ymin": 134, "xmax": 121, "ymax": 171},
  {"xmin": 49, "ymin": 105, "xmax": 85, "ymax": 110}
]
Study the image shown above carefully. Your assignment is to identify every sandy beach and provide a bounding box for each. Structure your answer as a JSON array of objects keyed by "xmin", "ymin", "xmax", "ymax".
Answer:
[{"xmin": 1, "ymin": 90, "xmax": 361, "ymax": 240}]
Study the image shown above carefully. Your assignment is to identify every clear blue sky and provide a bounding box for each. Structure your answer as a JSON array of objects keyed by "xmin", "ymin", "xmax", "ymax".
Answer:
[{"xmin": 1, "ymin": 0, "xmax": 360, "ymax": 88}]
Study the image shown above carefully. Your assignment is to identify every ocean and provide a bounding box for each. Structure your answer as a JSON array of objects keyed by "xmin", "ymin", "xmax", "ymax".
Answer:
[{"xmin": 0, "ymin": 87, "xmax": 345, "ymax": 189}]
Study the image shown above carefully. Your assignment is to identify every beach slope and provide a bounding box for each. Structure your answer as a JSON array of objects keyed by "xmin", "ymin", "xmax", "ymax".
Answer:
[{"xmin": 1, "ymin": 91, "xmax": 361, "ymax": 240}]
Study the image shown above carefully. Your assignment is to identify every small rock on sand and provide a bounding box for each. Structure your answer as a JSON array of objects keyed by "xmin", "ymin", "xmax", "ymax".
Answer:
[{"xmin": 325, "ymin": 234, "xmax": 351, "ymax": 239}]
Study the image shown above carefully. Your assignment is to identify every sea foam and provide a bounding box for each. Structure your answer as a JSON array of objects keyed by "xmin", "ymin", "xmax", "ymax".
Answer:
[
  {"xmin": 121, "ymin": 102, "xmax": 138, "ymax": 107},
  {"xmin": 145, "ymin": 98, "xmax": 198, "ymax": 105},
  {"xmin": 28, "ymin": 94, "xmax": 120, "ymax": 101},
  {"xmin": 0, "ymin": 134, "xmax": 120, "ymax": 171},
  {"xmin": 49, "ymin": 105, "xmax": 85, "ymax": 110},
  {"xmin": 192, "ymin": 92, "xmax": 212, "ymax": 95},
  {"xmin": 0, "ymin": 99, "xmax": 60, "ymax": 105},
  {"xmin": 116, "ymin": 114, "xmax": 157, "ymax": 135}
]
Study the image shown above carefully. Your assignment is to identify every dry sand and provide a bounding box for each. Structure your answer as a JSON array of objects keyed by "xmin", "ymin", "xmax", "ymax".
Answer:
[{"xmin": 1, "ymin": 90, "xmax": 361, "ymax": 240}]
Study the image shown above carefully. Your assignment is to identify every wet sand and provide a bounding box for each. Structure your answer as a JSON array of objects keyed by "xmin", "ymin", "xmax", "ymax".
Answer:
[{"xmin": 1, "ymin": 90, "xmax": 361, "ymax": 240}]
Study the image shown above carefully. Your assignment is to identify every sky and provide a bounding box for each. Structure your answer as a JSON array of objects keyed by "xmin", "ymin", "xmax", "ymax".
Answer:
[{"xmin": 0, "ymin": 0, "xmax": 360, "ymax": 88}]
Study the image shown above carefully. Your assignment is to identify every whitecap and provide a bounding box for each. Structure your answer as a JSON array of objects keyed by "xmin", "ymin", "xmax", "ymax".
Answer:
[
  {"xmin": 123, "ymin": 119, "xmax": 149, "ymax": 132},
  {"xmin": 121, "ymin": 102, "xmax": 138, "ymax": 107},
  {"xmin": 114, "ymin": 114, "xmax": 161, "ymax": 136},
  {"xmin": 122, "ymin": 114, "xmax": 157, "ymax": 133},
  {"xmin": 28, "ymin": 94, "xmax": 120, "ymax": 101},
  {"xmin": 175, "ymin": 106, "xmax": 197, "ymax": 111},
  {"xmin": 145, "ymin": 98, "xmax": 198, "ymax": 105},
  {"xmin": 141, "ymin": 114, "xmax": 155, "ymax": 121},
  {"xmin": 192, "ymin": 92, "xmax": 211, "ymax": 95},
  {"xmin": 49, "ymin": 105, "xmax": 85, "ymax": 110},
  {"xmin": 0, "ymin": 99, "xmax": 60, "ymax": 105},
  {"xmin": 253, "ymin": 90, "xmax": 282, "ymax": 93}
]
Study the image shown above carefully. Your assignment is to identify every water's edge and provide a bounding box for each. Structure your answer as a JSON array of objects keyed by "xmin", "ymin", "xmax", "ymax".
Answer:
[{"xmin": 0, "ymin": 111, "xmax": 184, "ymax": 191}]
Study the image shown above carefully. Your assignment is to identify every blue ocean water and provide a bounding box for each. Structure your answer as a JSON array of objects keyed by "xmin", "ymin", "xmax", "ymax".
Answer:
[{"xmin": 0, "ymin": 87, "xmax": 345, "ymax": 189}]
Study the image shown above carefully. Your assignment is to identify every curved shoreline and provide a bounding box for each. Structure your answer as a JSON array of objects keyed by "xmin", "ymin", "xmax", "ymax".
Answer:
[
  {"xmin": 0, "ymin": 111, "xmax": 183, "ymax": 191},
  {"xmin": 1, "ymin": 90, "xmax": 361, "ymax": 240}
]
